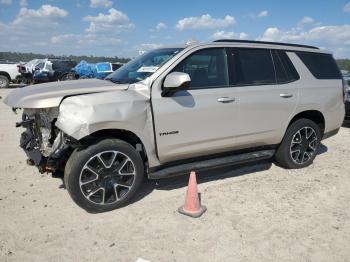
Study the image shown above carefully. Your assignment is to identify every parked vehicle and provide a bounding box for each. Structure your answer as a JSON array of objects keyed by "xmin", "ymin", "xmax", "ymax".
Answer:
[
  {"xmin": 4, "ymin": 40, "xmax": 346, "ymax": 212},
  {"xmin": 33, "ymin": 58, "xmax": 77, "ymax": 83},
  {"xmin": 345, "ymin": 90, "xmax": 350, "ymax": 121},
  {"xmin": 71, "ymin": 61, "xmax": 123, "ymax": 80},
  {"xmin": 0, "ymin": 62, "xmax": 21, "ymax": 88},
  {"xmin": 342, "ymin": 72, "xmax": 350, "ymax": 122},
  {"xmin": 18, "ymin": 59, "xmax": 46, "ymax": 85}
]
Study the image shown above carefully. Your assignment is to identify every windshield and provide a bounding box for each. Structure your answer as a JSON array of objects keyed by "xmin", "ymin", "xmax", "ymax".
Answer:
[{"xmin": 106, "ymin": 48, "xmax": 183, "ymax": 84}]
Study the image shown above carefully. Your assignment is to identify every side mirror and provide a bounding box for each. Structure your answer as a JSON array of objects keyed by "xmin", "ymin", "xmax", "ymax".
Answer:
[{"xmin": 162, "ymin": 72, "xmax": 191, "ymax": 97}]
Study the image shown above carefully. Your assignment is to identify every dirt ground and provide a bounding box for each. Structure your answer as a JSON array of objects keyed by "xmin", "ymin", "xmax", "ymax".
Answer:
[{"xmin": 0, "ymin": 87, "xmax": 350, "ymax": 262}]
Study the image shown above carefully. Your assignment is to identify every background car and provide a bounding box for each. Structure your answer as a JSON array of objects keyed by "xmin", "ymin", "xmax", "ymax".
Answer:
[
  {"xmin": 17, "ymin": 59, "xmax": 46, "ymax": 85},
  {"xmin": 345, "ymin": 89, "xmax": 350, "ymax": 121},
  {"xmin": 0, "ymin": 61, "xmax": 21, "ymax": 88},
  {"xmin": 33, "ymin": 58, "xmax": 77, "ymax": 83},
  {"xmin": 71, "ymin": 60, "xmax": 124, "ymax": 80}
]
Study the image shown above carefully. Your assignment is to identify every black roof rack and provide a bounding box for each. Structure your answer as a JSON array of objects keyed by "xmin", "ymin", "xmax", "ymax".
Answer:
[{"xmin": 213, "ymin": 39, "xmax": 319, "ymax": 50}]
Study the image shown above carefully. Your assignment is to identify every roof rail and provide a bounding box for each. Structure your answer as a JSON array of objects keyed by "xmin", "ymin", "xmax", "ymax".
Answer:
[{"xmin": 213, "ymin": 39, "xmax": 319, "ymax": 50}]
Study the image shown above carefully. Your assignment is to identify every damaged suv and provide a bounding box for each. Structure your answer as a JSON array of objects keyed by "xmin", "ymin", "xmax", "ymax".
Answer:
[{"xmin": 4, "ymin": 40, "xmax": 346, "ymax": 212}]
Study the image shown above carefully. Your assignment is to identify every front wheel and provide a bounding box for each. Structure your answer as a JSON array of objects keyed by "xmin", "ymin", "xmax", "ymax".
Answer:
[
  {"xmin": 0, "ymin": 75, "xmax": 10, "ymax": 88},
  {"xmin": 275, "ymin": 118, "xmax": 322, "ymax": 169},
  {"xmin": 64, "ymin": 139, "xmax": 144, "ymax": 213}
]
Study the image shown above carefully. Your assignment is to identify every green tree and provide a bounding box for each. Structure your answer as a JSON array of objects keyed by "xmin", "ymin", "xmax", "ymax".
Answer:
[{"xmin": 0, "ymin": 52, "xmax": 130, "ymax": 64}]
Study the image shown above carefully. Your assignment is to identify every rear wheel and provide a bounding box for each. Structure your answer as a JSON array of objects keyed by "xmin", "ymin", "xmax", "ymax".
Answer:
[
  {"xmin": 275, "ymin": 118, "xmax": 321, "ymax": 169},
  {"xmin": 60, "ymin": 73, "xmax": 76, "ymax": 81},
  {"xmin": 0, "ymin": 75, "xmax": 10, "ymax": 88},
  {"xmin": 64, "ymin": 139, "xmax": 144, "ymax": 212}
]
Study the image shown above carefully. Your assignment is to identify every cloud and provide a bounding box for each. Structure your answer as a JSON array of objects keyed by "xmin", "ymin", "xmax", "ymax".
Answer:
[
  {"xmin": 0, "ymin": 5, "xmax": 69, "ymax": 54},
  {"xmin": 175, "ymin": 14, "xmax": 235, "ymax": 31},
  {"xmin": 156, "ymin": 22, "xmax": 167, "ymax": 31},
  {"xmin": 249, "ymin": 10, "xmax": 268, "ymax": 19},
  {"xmin": 258, "ymin": 24, "xmax": 350, "ymax": 57},
  {"xmin": 211, "ymin": 30, "xmax": 248, "ymax": 40},
  {"xmin": 90, "ymin": 0, "xmax": 112, "ymax": 8},
  {"xmin": 13, "ymin": 5, "xmax": 68, "ymax": 25},
  {"xmin": 51, "ymin": 34, "xmax": 76, "ymax": 44},
  {"xmin": 344, "ymin": 2, "xmax": 350, "ymax": 13},
  {"xmin": 258, "ymin": 10, "xmax": 268, "ymax": 17},
  {"xmin": 298, "ymin": 16, "xmax": 315, "ymax": 26},
  {"xmin": 51, "ymin": 33, "xmax": 122, "ymax": 46},
  {"xmin": 259, "ymin": 25, "xmax": 350, "ymax": 44},
  {"xmin": 239, "ymin": 32, "xmax": 248, "ymax": 39},
  {"xmin": 151, "ymin": 22, "xmax": 167, "ymax": 32},
  {"xmin": 84, "ymin": 8, "xmax": 134, "ymax": 33},
  {"xmin": 0, "ymin": 0, "xmax": 12, "ymax": 5},
  {"xmin": 138, "ymin": 43, "xmax": 163, "ymax": 50},
  {"xmin": 19, "ymin": 0, "xmax": 27, "ymax": 7},
  {"xmin": 135, "ymin": 43, "xmax": 163, "ymax": 55}
]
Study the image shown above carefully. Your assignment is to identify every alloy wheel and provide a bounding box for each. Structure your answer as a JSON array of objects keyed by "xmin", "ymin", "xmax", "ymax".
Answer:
[
  {"xmin": 79, "ymin": 151, "xmax": 136, "ymax": 205},
  {"xmin": 290, "ymin": 127, "xmax": 318, "ymax": 164}
]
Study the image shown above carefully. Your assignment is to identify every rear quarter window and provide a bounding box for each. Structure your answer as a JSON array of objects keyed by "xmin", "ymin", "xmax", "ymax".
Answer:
[
  {"xmin": 272, "ymin": 50, "xmax": 300, "ymax": 83},
  {"xmin": 296, "ymin": 52, "xmax": 342, "ymax": 79}
]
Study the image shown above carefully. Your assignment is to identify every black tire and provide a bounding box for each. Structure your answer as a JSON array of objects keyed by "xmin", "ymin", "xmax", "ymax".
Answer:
[
  {"xmin": 0, "ymin": 75, "xmax": 10, "ymax": 88},
  {"xmin": 64, "ymin": 139, "xmax": 144, "ymax": 213},
  {"xmin": 60, "ymin": 73, "xmax": 75, "ymax": 81},
  {"xmin": 275, "ymin": 118, "xmax": 321, "ymax": 169}
]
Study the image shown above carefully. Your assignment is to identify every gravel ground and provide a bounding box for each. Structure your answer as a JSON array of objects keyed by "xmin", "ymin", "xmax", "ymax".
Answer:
[{"xmin": 0, "ymin": 88, "xmax": 350, "ymax": 262}]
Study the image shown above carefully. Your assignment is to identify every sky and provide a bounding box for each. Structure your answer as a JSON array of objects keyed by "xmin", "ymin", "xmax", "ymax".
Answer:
[{"xmin": 0, "ymin": 0, "xmax": 350, "ymax": 58}]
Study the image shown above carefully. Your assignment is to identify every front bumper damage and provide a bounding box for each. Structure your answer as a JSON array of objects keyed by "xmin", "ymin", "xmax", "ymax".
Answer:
[{"xmin": 17, "ymin": 108, "xmax": 74, "ymax": 173}]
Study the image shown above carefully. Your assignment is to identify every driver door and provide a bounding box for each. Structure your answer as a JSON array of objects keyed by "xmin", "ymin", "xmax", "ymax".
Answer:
[{"xmin": 151, "ymin": 47, "xmax": 239, "ymax": 163}]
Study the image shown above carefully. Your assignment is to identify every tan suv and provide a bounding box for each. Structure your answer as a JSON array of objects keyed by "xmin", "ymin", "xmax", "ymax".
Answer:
[{"xmin": 4, "ymin": 40, "xmax": 346, "ymax": 212}]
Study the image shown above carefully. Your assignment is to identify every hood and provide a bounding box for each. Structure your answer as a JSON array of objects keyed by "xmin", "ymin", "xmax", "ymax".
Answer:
[{"xmin": 3, "ymin": 79, "xmax": 129, "ymax": 108}]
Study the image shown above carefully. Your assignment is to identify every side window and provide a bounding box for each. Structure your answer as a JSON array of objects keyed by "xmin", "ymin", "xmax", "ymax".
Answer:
[
  {"xmin": 232, "ymin": 48, "xmax": 275, "ymax": 86},
  {"xmin": 52, "ymin": 61, "xmax": 62, "ymax": 70},
  {"xmin": 296, "ymin": 52, "xmax": 342, "ymax": 79},
  {"xmin": 272, "ymin": 50, "xmax": 300, "ymax": 83},
  {"xmin": 36, "ymin": 62, "xmax": 45, "ymax": 69},
  {"xmin": 172, "ymin": 48, "xmax": 229, "ymax": 89}
]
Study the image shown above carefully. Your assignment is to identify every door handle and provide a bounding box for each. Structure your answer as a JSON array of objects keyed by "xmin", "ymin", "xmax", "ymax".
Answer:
[
  {"xmin": 217, "ymin": 97, "xmax": 235, "ymax": 103},
  {"xmin": 280, "ymin": 93, "xmax": 293, "ymax": 98}
]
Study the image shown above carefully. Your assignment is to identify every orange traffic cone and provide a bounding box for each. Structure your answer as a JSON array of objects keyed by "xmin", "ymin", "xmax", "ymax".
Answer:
[{"xmin": 178, "ymin": 171, "xmax": 207, "ymax": 218}]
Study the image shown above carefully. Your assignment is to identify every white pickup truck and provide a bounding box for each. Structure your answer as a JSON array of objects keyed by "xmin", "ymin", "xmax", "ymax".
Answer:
[{"xmin": 0, "ymin": 62, "xmax": 21, "ymax": 88}]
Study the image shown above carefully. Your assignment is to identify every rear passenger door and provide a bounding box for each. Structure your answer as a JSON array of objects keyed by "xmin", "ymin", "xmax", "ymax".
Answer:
[{"xmin": 227, "ymin": 48, "xmax": 300, "ymax": 147}]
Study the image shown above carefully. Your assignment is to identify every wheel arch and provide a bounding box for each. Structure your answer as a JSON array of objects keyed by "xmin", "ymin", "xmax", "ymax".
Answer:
[
  {"xmin": 79, "ymin": 129, "xmax": 148, "ymax": 163},
  {"xmin": 0, "ymin": 71, "xmax": 11, "ymax": 81},
  {"xmin": 288, "ymin": 110, "xmax": 325, "ymax": 136},
  {"xmin": 59, "ymin": 72, "xmax": 69, "ymax": 80}
]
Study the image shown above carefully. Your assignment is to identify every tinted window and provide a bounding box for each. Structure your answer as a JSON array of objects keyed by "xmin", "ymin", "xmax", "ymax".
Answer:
[
  {"xmin": 52, "ymin": 61, "xmax": 77, "ymax": 70},
  {"xmin": 112, "ymin": 63, "xmax": 123, "ymax": 71},
  {"xmin": 272, "ymin": 50, "xmax": 300, "ymax": 83},
  {"xmin": 233, "ymin": 49, "xmax": 275, "ymax": 85},
  {"xmin": 297, "ymin": 52, "xmax": 341, "ymax": 79},
  {"xmin": 36, "ymin": 62, "xmax": 45, "ymax": 69},
  {"xmin": 173, "ymin": 48, "xmax": 229, "ymax": 89}
]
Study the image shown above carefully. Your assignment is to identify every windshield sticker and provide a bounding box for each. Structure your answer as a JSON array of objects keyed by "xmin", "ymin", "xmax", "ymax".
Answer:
[{"xmin": 137, "ymin": 66, "xmax": 159, "ymax": 73}]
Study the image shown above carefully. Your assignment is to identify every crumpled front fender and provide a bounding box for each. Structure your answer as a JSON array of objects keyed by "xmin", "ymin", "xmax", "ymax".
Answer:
[{"xmin": 55, "ymin": 88, "xmax": 160, "ymax": 167}]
